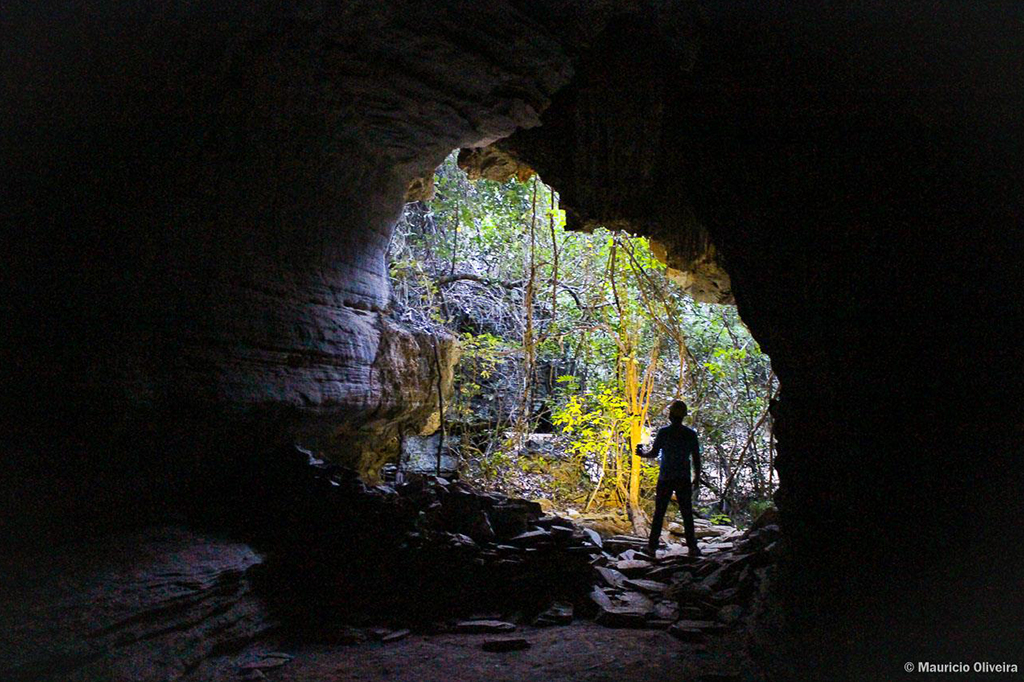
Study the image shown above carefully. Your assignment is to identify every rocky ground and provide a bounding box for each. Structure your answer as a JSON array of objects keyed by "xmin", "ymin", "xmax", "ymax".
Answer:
[
  {"xmin": 234, "ymin": 622, "xmax": 761, "ymax": 682},
  {"xmin": 4, "ymin": 446, "xmax": 778, "ymax": 681}
]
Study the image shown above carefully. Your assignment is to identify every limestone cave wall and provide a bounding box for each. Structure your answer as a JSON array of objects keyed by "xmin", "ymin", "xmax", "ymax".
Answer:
[{"xmin": 2, "ymin": 0, "xmax": 578, "ymax": 530}]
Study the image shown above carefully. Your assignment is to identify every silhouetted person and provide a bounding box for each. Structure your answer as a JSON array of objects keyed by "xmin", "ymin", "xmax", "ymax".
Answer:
[{"xmin": 637, "ymin": 400, "xmax": 701, "ymax": 557}]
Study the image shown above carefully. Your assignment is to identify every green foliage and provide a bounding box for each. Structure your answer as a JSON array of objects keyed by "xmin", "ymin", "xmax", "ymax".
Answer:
[
  {"xmin": 389, "ymin": 151, "xmax": 777, "ymax": 512},
  {"xmin": 747, "ymin": 499, "xmax": 775, "ymax": 520},
  {"xmin": 710, "ymin": 513, "xmax": 733, "ymax": 526},
  {"xmin": 450, "ymin": 332, "xmax": 504, "ymax": 422}
]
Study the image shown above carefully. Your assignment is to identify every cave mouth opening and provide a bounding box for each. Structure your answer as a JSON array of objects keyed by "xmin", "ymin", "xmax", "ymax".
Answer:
[
  {"xmin": 381, "ymin": 151, "xmax": 779, "ymax": 538},
  {"xmin": 195, "ymin": 151, "xmax": 784, "ymax": 662}
]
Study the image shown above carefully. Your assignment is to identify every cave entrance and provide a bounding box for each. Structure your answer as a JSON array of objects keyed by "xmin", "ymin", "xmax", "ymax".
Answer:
[{"xmin": 385, "ymin": 152, "xmax": 778, "ymax": 535}]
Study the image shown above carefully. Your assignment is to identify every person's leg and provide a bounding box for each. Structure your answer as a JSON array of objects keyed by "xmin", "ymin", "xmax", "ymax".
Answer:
[
  {"xmin": 676, "ymin": 482, "xmax": 700, "ymax": 555},
  {"xmin": 648, "ymin": 479, "xmax": 672, "ymax": 553}
]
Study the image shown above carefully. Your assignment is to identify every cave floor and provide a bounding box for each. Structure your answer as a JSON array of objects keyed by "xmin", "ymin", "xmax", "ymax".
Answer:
[
  {"xmin": 3, "ymin": 525, "xmax": 762, "ymax": 682},
  {"xmin": 235, "ymin": 623, "xmax": 759, "ymax": 682}
]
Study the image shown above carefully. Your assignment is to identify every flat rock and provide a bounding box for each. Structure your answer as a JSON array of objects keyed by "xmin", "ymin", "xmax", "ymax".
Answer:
[
  {"xmin": 454, "ymin": 620, "xmax": 516, "ymax": 634},
  {"xmin": 622, "ymin": 578, "xmax": 668, "ymax": 594},
  {"xmin": 446, "ymin": 532, "xmax": 478, "ymax": 549},
  {"xmin": 381, "ymin": 629, "xmax": 411, "ymax": 642},
  {"xmin": 550, "ymin": 524, "xmax": 576, "ymax": 540},
  {"xmin": 489, "ymin": 507, "xmax": 530, "ymax": 538},
  {"xmin": 595, "ymin": 606, "xmax": 648, "ymax": 628},
  {"xmin": 614, "ymin": 591, "xmax": 654, "ymax": 614},
  {"xmin": 581, "ymin": 528, "xmax": 603, "ymax": 548},
  {"xmin": 674, "ymin": 619, "xmax": 728, "ymax": 634},
  {"xmin": 603, "ymin": 535, "xmax": 647, "ymax": 554},
  {"xmin": 534, "ymin": 515, "xmax": 559, "ymax": 529},
  {"xmin": 614, "ymin": 559, "xmax": 653, "ymax": 575},
  {"xmin": 482, "ymin": 637, "xmax": 531, "ymax": 652},
  {"xmin": 566, "ymin": 543, "xmax": 601, "ymax": 555},
  {"xmin": 595, "ymin": 566, "xmax": 627, "ymax": 588},
  {"xmin": 644, "ymin": 618, "xmax": 675, "ymax": 630},
  {"xmin": 589, "ymin": 586, "xmax": 614, "ymax": 610},
  {"xmin": 508, "ymin": 529, "xmax": 551, "ymax": 547},
  {"xmin": 240, "ymin": 653, "xmax": 294, "ymax": 671},
  {"xmin": 646, "ymin": 565, "xmax": 684, "ymax": 581},
  {"xmin": 660, "ymin": 552, "xmax": 700, "ymax": 566},
  {"xmin": 494, "ymin": 544, "xmax": 521, "ymax": 553},
  {"xmin": 667, "ymin": 624, "xmax": 704, "ymax": 642}
]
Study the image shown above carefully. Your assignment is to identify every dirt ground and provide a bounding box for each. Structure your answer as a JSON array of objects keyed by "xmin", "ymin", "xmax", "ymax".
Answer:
[{"xmin": 244, "ymin": 623, "xmax": 762, "ymax": 682}]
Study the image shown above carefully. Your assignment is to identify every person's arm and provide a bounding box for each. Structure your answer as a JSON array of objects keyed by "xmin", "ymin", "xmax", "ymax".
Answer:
[
  {"xmin": 636, "ymin": 429, "xmax": 663, "ymax": 459},
  {"xmin": 692, "ymin": 436, "xmax": 702, "ymax": 488}
]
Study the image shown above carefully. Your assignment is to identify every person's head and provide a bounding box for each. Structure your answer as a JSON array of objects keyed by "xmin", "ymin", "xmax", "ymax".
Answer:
[{"xmin": 668, "ymin": 400, "xmax": 688, "ymax": 424}]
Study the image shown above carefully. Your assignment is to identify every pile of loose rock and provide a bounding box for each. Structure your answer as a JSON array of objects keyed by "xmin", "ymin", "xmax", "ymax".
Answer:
[
  {"xmin": 584, "ymin": 512, "xmax": 781, "ymax": 642},
  {"xmin": 349, "ymin": 511, "xmax": 782, "ymax": 653},
  {"xmin": 238, "ymin": 445, "xmax": 779, "ymax": 640},
  {"xmin": 236, "ymin": 446, "xmax": 601, "ymax": 625}
]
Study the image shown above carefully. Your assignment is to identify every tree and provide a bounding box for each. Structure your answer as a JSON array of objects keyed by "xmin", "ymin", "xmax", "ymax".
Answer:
[{"xmin": 388, "ymin": 151, "xmax": 778, "ymax": 525}]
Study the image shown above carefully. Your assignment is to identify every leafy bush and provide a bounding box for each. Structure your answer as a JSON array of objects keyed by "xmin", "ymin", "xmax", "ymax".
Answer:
[{"xmin": 748, "ymin": 499, "xmax": 775, "ymax": 520}]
